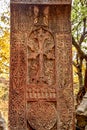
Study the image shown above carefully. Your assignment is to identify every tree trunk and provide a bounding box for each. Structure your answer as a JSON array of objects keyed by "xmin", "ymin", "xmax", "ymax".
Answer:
[
  {"xmin": 84, "ymin": 61, "xmax": 87, "ymax": 92},
  {"xmin": 77, "ymin": 58, "xmax": 83, "ymax": 89}
]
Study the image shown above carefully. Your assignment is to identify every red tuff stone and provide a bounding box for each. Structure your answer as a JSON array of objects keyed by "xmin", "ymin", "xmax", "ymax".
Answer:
[
  {"xmin": 27, "ymin": 101, "xmax": 57, "ymax": 130},
  {"xmin": 9, "ymin": 1, "xmax": 75, "ymax": 130}
]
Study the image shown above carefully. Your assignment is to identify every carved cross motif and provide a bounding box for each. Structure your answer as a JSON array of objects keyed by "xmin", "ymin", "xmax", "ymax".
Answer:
[{"xmin": 28, "ymin": 27, "xmax": 55, "ymax": 84}]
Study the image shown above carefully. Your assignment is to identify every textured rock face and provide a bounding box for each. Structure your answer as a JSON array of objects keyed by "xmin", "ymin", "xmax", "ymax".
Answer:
[
  {"xmin": 77, "ymin": 92, "xmax": 87, "ymax": 116},
  {"xmin": 27, "ymin": 102, "xmax": 57, "ymax": 130},
  {"xmin": 9, "ymin": 0, "xmax": 74, "ymax": 130},
  {"xmin": 11, "ymin": 0, "xmax": 72, "ymax": 4},
  {"xmin": 76, "ymin": 92, "xmax": 87, "ymax": 129}
]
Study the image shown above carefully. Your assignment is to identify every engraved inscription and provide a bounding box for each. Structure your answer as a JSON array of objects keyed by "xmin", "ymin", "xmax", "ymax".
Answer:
[{"xmin": 27, "ymin": 27, "xmax": 55, "ymax": 86}]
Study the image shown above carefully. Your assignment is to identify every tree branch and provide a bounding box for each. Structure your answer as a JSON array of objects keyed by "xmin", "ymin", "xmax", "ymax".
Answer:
[
  {"xmin": 72, "ymin": 36, "xmax": 87, "ymax": 60},
  {"xmin": 73, "ymin": 61, "xmax": 78, "ymax": 68},
  {"xmin": 79, "ymin": 18, "xmax": 87, "ymax": 45},
  {"xmin": 79, "ymin": 31, "xmax": 87, "ymax": 45}
]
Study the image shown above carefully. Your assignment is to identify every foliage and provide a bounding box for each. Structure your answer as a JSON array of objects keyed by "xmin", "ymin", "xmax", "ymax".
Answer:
[
  {"xmin": 72, "ymin": 2, "xmax": 87, "ymax": 128},
  {"xmin": 72, "ymin": 0, "xmax": 87, "ymax": 98},
  {"xmin": 0, "ymin": 0, "xmax": 10, "ymax": 79},
  {"xmin": 72, "ymin": 0, "xmax": 87, "ymax": 41},
  {"xmin": 0, "ymin": 0, "xmax": 10, "ymax": 124},
  {"xmin": 0, "ymin": 32, "xmax": 10, "ymax": 78},
  {"xmin": 0, "ymin": 82, "xmax": 8, "ymax": 101},
  {"xmin": 0, "ymin": 82, "xmax": 8, "ymax": 124}
]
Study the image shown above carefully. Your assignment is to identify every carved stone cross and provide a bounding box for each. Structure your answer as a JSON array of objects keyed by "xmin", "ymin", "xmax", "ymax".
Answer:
[
  {"xmin": 28, "ymin": 27, "xmax": 55, "ymax": 83},
  {"xmin": 9, "ymin": 0, "xmax": 74, "ymax": 130}
]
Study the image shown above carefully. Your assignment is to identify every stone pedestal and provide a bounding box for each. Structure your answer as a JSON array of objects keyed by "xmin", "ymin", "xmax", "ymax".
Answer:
[{"xmin": 9, "ymin": 0, "xmax": 75, "ymax": 130}]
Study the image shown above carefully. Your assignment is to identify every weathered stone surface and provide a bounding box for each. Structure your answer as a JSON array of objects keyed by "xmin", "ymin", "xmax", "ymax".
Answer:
[
  {"xmin": 77, "ymin": 92, "xmax": 87, "ymax": 116},
  {"xmin": 9, "ymin": 1, "xmax": 74, "ymax": 130},
  {"xmin": 27, "ymin": 101, "xmax": 57, "ymax": 130},
  {"xmin": 76, "ymin": 92, "xmax": 87, "ymax": 129},
  {"xmin": 11, "ymin": 0, "xmax": 71, "ymax": 5}
]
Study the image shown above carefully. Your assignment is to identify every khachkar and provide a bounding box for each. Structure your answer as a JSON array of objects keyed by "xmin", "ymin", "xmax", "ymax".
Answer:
[{"xmin": 9, "ymin": 0, "xmax": 75, "ymax": 130}]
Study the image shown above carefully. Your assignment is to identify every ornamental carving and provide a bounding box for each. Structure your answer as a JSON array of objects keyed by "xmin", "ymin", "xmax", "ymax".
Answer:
[
  {"xmin": 9, "ymin": 3, "xmax": 74, "ymax": 130},
  {"xmin": 27, "ymin": 26, "xmax": 55, "ymax": 86}
]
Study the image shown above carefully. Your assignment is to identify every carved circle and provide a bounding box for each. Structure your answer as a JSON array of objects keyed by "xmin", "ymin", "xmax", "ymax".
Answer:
[{"xmin": 27, "ymin": 102, "xmax": 57, "ymax": 130}]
